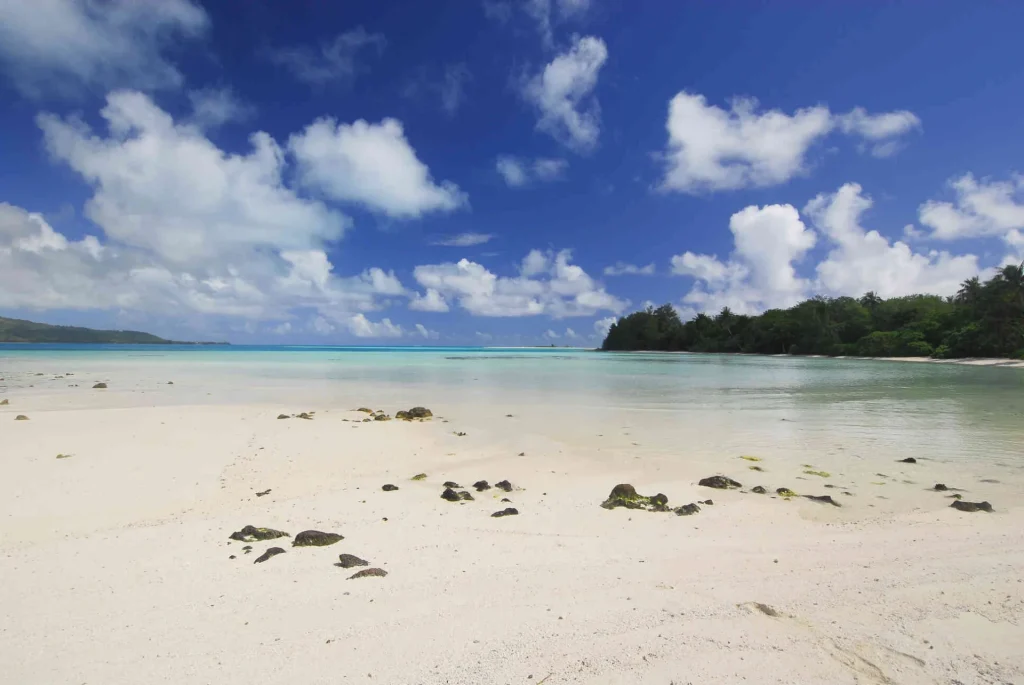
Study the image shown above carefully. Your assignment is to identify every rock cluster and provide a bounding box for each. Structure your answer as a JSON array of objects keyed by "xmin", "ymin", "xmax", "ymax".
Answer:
[
  {"xmin": 229, "ymin": 525, "xmax": 289, "ymax": 542},
  {"xmin": 698, "ymin": 476, "xmax": 741, "ymax": 490}
]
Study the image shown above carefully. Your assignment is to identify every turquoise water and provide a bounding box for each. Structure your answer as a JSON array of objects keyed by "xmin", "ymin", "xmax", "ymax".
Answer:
[{"xmin": 3, "ymin": 345, "xmax": 1023, "ymax": 466}]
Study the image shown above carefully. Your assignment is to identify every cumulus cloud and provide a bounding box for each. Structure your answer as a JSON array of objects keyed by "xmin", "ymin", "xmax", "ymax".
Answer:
[
  {"xmin": 409, "ymin": 288, "xmax": 450, "ymax": 312},
  {"xmin": 412, "ymin": 249, "xmax": 627, "ymax": 318},
  {"xmin": 918, "ymin": 173, "xmax": 1024, "ymax": 241},
  {"xmin": 288, "ymin": 117, "xmax": 467, "ymax": 219},
  {"xmin": 0, "ymin": 0, "xmax": 208, "ymax": 97},
  {"xmin": 268, "ymin": 27, "xmax": 385, "ymax": 88},
  {"xmin": 593, "ymin": 316, "xmax": 617, "ymax": 339},
  {"xmin": 522, "ymin": 35, "xmax": 607, "ymax": 152},
  {"xmin": 496, "ymin": 155, "xmax": 568, "ymax": 187},
  {"xmin": 604, "ymin": 262, "xmax": 655, "ymax": 276},
  {"xmin": 187, "ymin": 87, "xmax": 254, "ymax": 129},
  {"xmin": 430, "ymin": 232, "xmax": 494, "ymax": 247},
  {"xmin": 659, "ymin": 92, "xmax": 920, "ymax": 193},
  {"xmin": 415, "ymin": 323, "xmax": 440, "ymax": 340},
  {"xmin": 522, "ymin": 0, "xmax": 593, "ymax": 47},
  {"xmin": 345, "ymin": 313, "xmax": 403, "ymax": 338}
]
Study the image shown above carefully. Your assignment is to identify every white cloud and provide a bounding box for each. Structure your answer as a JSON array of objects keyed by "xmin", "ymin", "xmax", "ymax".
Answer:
[
  {"xmin": 415, "ymin": 323, "xmax": 439, "ymax": 340},
  {"xmin": 593, "ymin": 316, "xmax": 616, "ymax": 338},
  {"xmin": 288, "ymin": 117, "xmax": 467, "ymax": 219},
  {"xmin": 564, "ymin": 327, "xmax": 578, "ymax": 338},
  {"xmin": 475, "ymin": 331, "xmax": 494, "ymax": 342},
  {"xmin": 496, "ymin": 155, "xmax": 568, "ymax": 186},
  {"xmin": 346, "ymin": 314, "xmax": 403, "ymax": 338},
  {"xmin": 556, "ymin": 0, "xmax": 591, "ymax": 18},
  {"xmin": 543, "ymin": 329, "xmax": 560, "ymax": 339},
  {"xmin": 522, "ymin": 35, "xmax": 607, "ymax": 152},
  {"xmin": 659, "ymin": 92, "xmax": 920, "ymax": 193},
  {"xmin": 604, "ymin": 262, "xmax": 655, "ymax": 276},
  {"xmin": 440, "ymin": 64, "xmax": 471, "ymax": 115},
  {"xmin": 522, "ymin": 0, "xmax": 592, "ymax": 47},
  {"xmin": 3, "ymin": 93, "xmax": 405, "ymax": 330},
  {"xmin": 311, "ymin": 316, "xmax": 335, "ymax": 335},
  {"xmin": 918, "ymin": 173, "xmax": 1024, "ymax": 240},
  {"xmin": 409, "ymin": 288, "xmax": 450, "ymax": 312},
  {"xmin": 412, "ymin": 249, "xmax": 627, "ymax": 318},
  {"xmin": 0, "ymin": 0, "xmax": 208, "ymax": 97},
  {"xmin": 430, "ymin": 233, "xmax": 494, "ymax": 247},
  {"xmin": 187, "ymin": 88, "xmax": 253, "ymax": 129},
  {"xmin": 807, "ymin": 183, "xmax": 981, "ymax": 299},
  {"xmin": 272, "ymin": 322, "xmax": 292, "ymax": 335},
  {"xmin": 268, "ymin": 27, "xmax": 385, "ymax": 88}
]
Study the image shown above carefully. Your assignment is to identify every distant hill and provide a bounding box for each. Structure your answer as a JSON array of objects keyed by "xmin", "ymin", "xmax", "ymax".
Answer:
[{"xmin": 0, "ymin": 316, "xmax": 223, "ymax": 345}]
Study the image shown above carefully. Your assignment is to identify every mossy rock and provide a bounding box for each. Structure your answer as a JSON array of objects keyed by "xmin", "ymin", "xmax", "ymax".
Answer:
[
  {"xmin": 229, "ymin": 525, "xmax": 290, "ymax": 542},
  {"xmin": 396, "ymin": 411, "xmax": 412, "ymax": 421},
  {"xmin": 411, "ymin": 473, "xmax": 428, "ymax": 481},
  {"xmin": 296, "ymin": 412, "xmax": 314, "ymax": 420},
  {"xmin": 751, "ymin": 486, "xmax": 767, "ymax": 494},
  {"xmin": 898, "ymin": 457, "xmax": 917, "ymax": 464},
  {"xmin": 374, "ymin": 413, "xmax": 391, "ymax": 421},
  {"xmin": 775, "ymin": 488, "xmax": 797, "ymax": 498},
  {"xmin": 348, "ymin": 567, "xmax": 387, "ymax": 579},
  {"xmin": 443, "ymin": 481, "xmax": 462, "ymax": 489},
  {"xmin": 803, "ymin": 470, "xmax": 831, "ymax": 478},
  {"xmin": 473, "ymin": 480, "xmax": 491, "ymax": 491},
  {"xmin": 407, "ymin": 407, "xmax": 432, "ymax": 419},
  {"xmin": 92, "ymin": 382, "xmax": 107, "ymax": 389},
  {"xmin": 601, "ymin": 484, "xmax": 670, "ymax": 512},
  {"xmin": 14, "ymin": 415, "xmax": 29, "ymax": 421},
  {"xmin": 491, "ymin": 507, "xmax": 519, "ymax": 517},
  {"xmin": 381, "ymin": 484, "xmax": 398, "ymax": 491},
  {"xmin": 56, "ymin": 453, "xmax": 72, "ymax": 459},
  {"xmin": 293, "ymin": 530, "xmax": 344, "ymax": 547},
  {"xmin": 441, "ymin": 487, "xmax": 461, "ymax": 502},
  {"xmin": 698, "ymin": 475, "xmax": 741, "ymax": 490},
  {"xmin": 337, "ymin": 554, "xmax": 370, "ymax": 568},
  {"xmin": 254, "ymin": 547, "xmax": 285, "ymax": 564},
  {"xmin": 458, "ymin": 490, "xmax": 474, "ymax": 501},
  {"xmin": 495, "ymin": 480, "xmax": 513, "ymax": 492},
  {"xmin": 950, "ymin": 500, "xmax": 992, "ymax": 513},
  {"xmin": 356, "ymin": 407, "xmax": 374, "ymax": 414},
  {"xmin": 933, "ymin": 483, "xmax": 949, "ymax": 491},
  {"xmin": 277, "ymin": 414, "xmax": 290, "ymax": 420},
  {"xmin": 748, "ymin": 465, "xmax": 764, "ymax": 472},
  {"xmin": 739, "ymin": 455, "xmax": 761, "ymax": 462},
  {"xmin": 674, "ymin": 503, "xmax": 701, "ymax": 516}
]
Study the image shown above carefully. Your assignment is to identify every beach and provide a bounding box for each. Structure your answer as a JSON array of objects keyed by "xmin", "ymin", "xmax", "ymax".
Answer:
[{"xmin": 1, "ymin": 349, "xmax": 1023, "ymax": 684}]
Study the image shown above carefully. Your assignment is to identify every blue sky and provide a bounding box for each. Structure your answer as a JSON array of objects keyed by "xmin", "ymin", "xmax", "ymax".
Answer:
[{"xmin": 1, "ymin": 1, "xmax": 1023, "ymax": 344}]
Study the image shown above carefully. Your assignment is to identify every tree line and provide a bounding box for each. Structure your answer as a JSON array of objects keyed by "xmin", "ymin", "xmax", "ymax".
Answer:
[{"xmin": 601, "ymin": 264, "xmax": 1024, "ymax": 359}]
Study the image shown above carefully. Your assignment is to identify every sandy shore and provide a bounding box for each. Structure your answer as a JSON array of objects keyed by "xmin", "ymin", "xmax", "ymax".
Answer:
[{"xmin": 1, "ymin": 365, "xmax": 1022, "ymax": 684}]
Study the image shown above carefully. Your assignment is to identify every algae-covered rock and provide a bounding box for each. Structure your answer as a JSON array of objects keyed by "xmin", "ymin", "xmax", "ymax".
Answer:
[
  {"xmin": 296, "ymin": 412, "xmax": 313, "ymax": 420},
  {"xmin": 356, "ymin": 407, "xmax": 373, "ymax": 414},
  {"xmin": 229, "ymin": 525, "xmax": 290, "ymax": 542},
  {"xmin": 951, "ymin": 500, "xmax": 992, "ymax": 513},
  {"xmin": 458, "ymin": 491, "xmax": 474, "ymax": 501},
  {"xmin": 674, "ymin": 503, "xmax": 701, "ymax": 516},
  {"xmin": 293, "ymin": 530, "xmax": 344, "ymax": 546},
  {"xmin": 443, "ymin": 481, "xmax": 462, "ymax": 489},
  {"xmin": 349, "ymin": 568, "xmax": 387, "ymax": 579},
  {"xmin": 255, "ymin": 489, "xmax": 271, "ymax": 497},
  {"xmin": 407, "ymin": 407, "xmax": 432, "ymax": 419},
  {"xmin": 411, "ymin": 473, "xmax": 428, "ymax": 481},
  {"xmin": 933, "ymin": 483, "xmax": 949, "ymax": 491},
  {"xmin": 749, "ymin": 465, "xmax": 764, "ymax": 472},
  {"xmin": 751, "ymin": 486, "xmax": 767, "ymax": 494},
  {"xmin": 337, "ymin": 554, "xmax": 370, "ymax": 568},
  {"xmin": 700, "ymin": 499, "xmax": 714, "ymax": 506},
  {"xmin": 495, "ymin": 480, "xmax": 513, "ymax": 492},
  {"xmin": 395, "ymin": 410, "xmax": 411, "ymax": 420},
  {"xmin": 254, "ymin": 547, "xmax": 286, "ymax": 563},
  {"xmin": 277, "ymin": 414, "xmax": 290, "ymax": 420},
  {"xmin": 804, "ymin": 494, "xmax": 841, "ymax": 507},
  {"xmin": 382, "ymin": 484, "xmax": 398, "ymax": 492},
  {"xmin": 92, "ymin": 382, "xmax": 107, "ymax": 389},
  {"xmin": 56, "ymin": 453, "xmax": 72, "ymax": 459},
  {"xmin": 473, "ymin": 480, "xmax": 491, "ymax": 491},
  {"xmin": 0, "ymin": 398, "xmax": 8, "ymax": 405},
  {"xmin": 441, "ymin": 487, "xmax": 461, "ymax": 502},
  {"xmin": 739, "ymin": 456, "xmax": 761, "ymax": 462},
  {"xmin": 601, "ymin": 484, "xmax": 670, "ymax": 512},
  {"xmin": 803, "ymin": 470, "xmax": 831, "ymax": 478},
  {"xmin": 776, "ymin": 488, "xmax": 797, "ymax": 498},
  {"xmin": 898, "ymin": 457, "xmax": 917, "ymax": 464},
  {"xmin": 698, "ymin": 476, "xmax": 741, "ymax": 490},
  {"xmin": 374, "ymin": 413, "xmax": 391, "ymax": 421},
  {"xmin": 14, "ymin": 415, "xmax": 29, "ymax": 421},
  {"xmin": 491, "ymin": 507, "xmax": 519, "ymax": 517}
]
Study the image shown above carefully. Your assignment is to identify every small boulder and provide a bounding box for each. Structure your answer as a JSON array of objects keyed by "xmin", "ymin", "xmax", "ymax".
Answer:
[
  {"xmin": 381, "ymin": 484, "xmax": 399, "ymax": 492},
  {"xmin": 411, "ymin": 473, "xmax": 427, "ymax": 481},
  {"xmin": 229, "ymin": 525, "xmax": 289, "ymax": 542},
  {"xmin": 804, "ymin": 495, "xmax": 841, "ymax": 507},
  {"xmin": 336, "ymin": 554, "xmax": 370, "ymax": 568},
  {"xmin": 933, "ymin": 483, "xmax": 949, "ymax": 491},
  {"xmin": 601, "ymin": 484, "xmax": 669, "ymax": 512},
  {"xmin": 277, "ymin": 414, "xmax": 290, "ymax": 420},
  {"xmin": 15, "ymin": 414, "xmax": 30, "ymax": 421},
  {"xmin": 443, "ymin": 481, "xmax": 462, "ymax": 489},
  {"xmin": 395, "ymin": 410, "xmax": 411, "ymax": 420},
  {"xmin": 441, "ymin": 487, "xmax": 461, "ymax": 502},
  {"xmin": 698, "ymin": 475, "xmax": 741, "ymax": 490},
  {"xmin": 293, "ymin": 530, "xmax": 344, "ymax": 547},
  {"xmin": 776, "ymin": 488, "xmax": 797, "ymax": 498},
  {"xmin": 458, "ymin": 491, "xmax": 474, "ymax": 501},
  {"xmin": 473, "ymin": 480, "xmax": 491, "ymax": 491},
  {"xmin": 491, "ymin": 507, "xmax": 519, "ymax": 517},
  {"xmin": 407, "ymin": 407, "xmax": 432, "ymax": 419},
  {"xmin": 700, "ymin": 499, "xmax": 714, "ymax": 506},
  {"xmin": 356, "ymin": 407, "xmax": 373, "ymax": 414},
  {"xmin": 950, "ymin": 500, "xmax": 993, "ymax": 513},
  {"xmin": 254, "ymin": 547, "xmax": 286, "ymax": 564},
  {"xmin": 751, "ymin": 486, "xmax": 767, "ymax": 494},
  {"xmin": 495, "ymin": 480, "xmax": 513, "ymax": 492},
  {"xmin": 374, "ymin": 413, "xmax": 391, "ymax": 422},
  {"xmin": 255, "ymin": 489, "xmax": 271, "ymax": 497},
  {"xmin": 296, "ymin": 412, "xmax": 313, "ymax": 420},
  {"xmin": 898, "ymin": 457, "xmax": 917, "ymax": 464},
  {"xmin": 349, "ymin": 568, "xmax": 387, "ymax": 579},
  {"xmin": 674, "ymin": 503, "xmax": 701, "ymax": 516},
  {"xmin": 500, "ymin": 497, "xmax": 511, "ymax": 503},
  {"xmin": 0, "ymin": 398, "xmax": 8, "ymax": 405},
  {"xmin": 92, "ymin": 382, "xmax": 107, "ymax": 389}
]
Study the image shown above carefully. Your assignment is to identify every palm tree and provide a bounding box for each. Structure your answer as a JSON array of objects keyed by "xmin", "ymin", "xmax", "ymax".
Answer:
[
  {"xmin": 956, "ymin": 276, "xmax": 983, "ymax": 305},
  {"xmin": 997, "ymin": 263, "xmax": 1024, "ymax": 307},
  {"xmin": 859, "ymin": 291, "xmax": 882, "ymax": 310}
]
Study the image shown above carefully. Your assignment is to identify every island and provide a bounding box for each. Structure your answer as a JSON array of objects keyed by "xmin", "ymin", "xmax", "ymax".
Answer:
[{"xmin": 0, "ymin": 316, "xmax": 225, "ymax": 345}]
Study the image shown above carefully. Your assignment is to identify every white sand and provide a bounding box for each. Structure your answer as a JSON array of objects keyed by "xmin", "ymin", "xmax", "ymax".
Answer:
[{"xmin": 2, "ymin": 366, "xmax": 1023, "ymax": 684}]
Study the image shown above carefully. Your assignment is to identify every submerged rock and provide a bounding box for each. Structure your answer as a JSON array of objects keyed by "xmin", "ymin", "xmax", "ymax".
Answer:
[
  {"xmin": 473, "ymin": 480, "xmax": 491, "ymax": 491},
  {"xmin": 950, "ymin": 500, "xmax": 993, "ymax": 513},
  {"xmin": 495, "ymin": 480, "xmax": 513, "ymax": 492},
  {"xmin": 898, "ymin": 457, "xmax": 917, "ymax": 464},
  {"xmin": 229, "ymin": 525, "xmax": 289, "ymax": 542},
  {"xmin": 254, "ymin": 547, "xmax": 286, "ymax": 564},
  {"xmin": 600, "ymin": 484, "xmax": 670, "ymax": 512},
  {"xmin": 751, "ymin": 486, "xmax": 767, "ymax": 494},
  {"xmin": 698, "ymin": 475, "xmax": 742, "ymax": 490},
  {"xmin": 491, "ymin": 507, "xmax": 519, "ymax": 517},
  {"xmin": 14, "ymin": 415, "xmax": 29, "ymax": 421},
  {"xmin": 441, "ymin": 487, "xmax": 461, "ymax": 502},
  {"xmin": 674, "ymin": 503, "xmax": 701, "ymax": 516},
  {"xmin": 293, "ymin": 530, "xmax": 344, "ymax": 547},
  {"xmin": 804, "ymin": 494, "xmax": 841, "ymax": 507},
  {"xmin": 776, "ymin": 488, "xmax": 797, "ymax": 498},
  {"xmin": 443, "ymin": 481, "xmax": 462, "ymax": 489},
  {"xmin": 336, "ymin": 554, "xmax": 370, "ymax": 568},
  {"xmin": 92, "ymin": 382, "xmax": 107, "ymax": 389},
  {"xmin": 381, "ymin": 484, "xmax": 399, "ymax": 492},
  {"xmin": 933, "ymin": 483, "xmax": 949, "ymax": 491},
  {"xmin": 411, "ymin": 473, "xmax": 428, "ymax": 481},
  {"xmin": 348, "ymin": 568, "xmax": 387, "ymax": 579}
]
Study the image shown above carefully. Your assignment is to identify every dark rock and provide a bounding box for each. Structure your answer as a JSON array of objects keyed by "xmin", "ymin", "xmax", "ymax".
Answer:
[
  {"xmin": 473, "ymin": 480, "xmax": 491, "ymax": 491},
  {"xmin": 751, "ymin": 486, "xmax": 767, "ymax": 494},
  {"xmin": 458, "ymin": 491, "xmax": 474, "ymax": 501},
  {"xmin": 296, "ymin": 412, "xmax": 313, "ymax": 420},
  {"xmin": 374, "ymin": 413, "xmax": 391, "ymax": 421},
  {"xmin": 254, "ymin": 547, "xmax": 285, "ymax": 563},
  {"xmin": 168, "ymin": 381, "xmax": 174, "ymax": 385},
  {"xmin": 0, "ymin": 399, "xmax": 8, "ymax": 405},
  {"xmin": 898, "ymin": 457, "xmax": 917, "ymax": 464},
  {"xmin": 14, "ymin": 415, "xmax": 29, "ymax": 421},
  {"xmin": 776, "ymin": 488, "xmax": 797, "ymax": 498},
  {"xmin": 441, "ymin": 487, "xmax": 461, "ymax": 502},
  {"xmin": 336, "ymin": 554, "xmax": 370, "ymax": 568},
  {"xmin": 601, "ymin": 484, "xmax": 669, "ymax": 512},
  {"xmin": 92, "ymin": 382, "xmax": 107, "ymax": 389},
  {"xmin": 443, "ymin": 481, "xmax": 462, "ymax": 489},
  {"xmin": 495, "ymin": 480, "xmax": 513, "ymax": 492},
  {"xmin": 674, "ymin": 503, "xmax": 701, "ymax": 516},
  {"xmin": 276, "ymin": 414, "xmax": 290, "ymax": 420},
  {"xmin": 411, "ymin": 473, "xmax": 427, "ymax": 481},
  {"xmin": 501, "ymin": 498, "xmax": 511, "ymax": 503},
  {"xmin": 356, "ymin": 407, "xmax": 374, "ymax": 414},
  {"xmin": 698, "ymin": 475, "xmax": 742, "ymax": 490},
  {"xmin": 348, "ymin": 568, "xmax": 387, "ymax": 579},
  {"xmin": 381, "ymin": 484, "xmax": 399, "ymax": 492},
  {"xmin": 700, "ymin": 499, "xmax": 714, "ymax": 506},
  {"xmin": 933, "ymin": 483, "xmax": 949, "ymax": 491},
  {"xmin": 491, "ymin": 507, "xmax": 519, "ymax": 517},
  {"xmin": 454, "ymin": 431, "xmax": 467, "ymax": 437},
  {"xmin": 804, "ymin": 495, "xmax": 841, "ymax": 507},
  {"xmin": 242, "ymin": 545, "xmax": 252, "ymax": 551},
  {"xmin": 229, "ymin": 525, "xmax": 289, "ymax": 542},
  {"xmin": 752, "ymin": 603, "xmax": 780, "ymax": 617},
  {"xmin": 255, "ymin": 489, "xmax": 271, "ymax": 497},
  {"xmin": 947, "ymin": 493, "xmax": 963, "ymax": 500},
  {"xmin": 395, "ymin": 410, "xmax": 411, "ymax": 420},
  {"xmin": 293, "ymin": 530, "xmax": 344, "ymax": 547},
  {"xmin": 229, "ymin": 555, "xmax": 236, "ymax": 559},
  {"xmin": 950, "ymin": 500, "xmax": 993, "ymax": 513},
  {"xmin": 407, "ymin": 407, "xmax": 432, "ymax": 419}
]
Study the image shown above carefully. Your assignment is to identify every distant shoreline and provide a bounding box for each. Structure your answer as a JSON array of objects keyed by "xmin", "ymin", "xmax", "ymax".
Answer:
[{"xmin": 601, "ymin": 349, "xmax": 1024, "ymax": 368}]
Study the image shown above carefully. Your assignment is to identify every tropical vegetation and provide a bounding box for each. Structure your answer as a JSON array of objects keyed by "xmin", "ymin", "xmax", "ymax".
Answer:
[{"xmin": 601, "ymin": 264, "xmax": 1024, "ymax": 359}]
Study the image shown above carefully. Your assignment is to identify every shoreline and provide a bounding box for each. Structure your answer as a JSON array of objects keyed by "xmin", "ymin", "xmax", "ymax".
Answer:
[{"xmin": 602, "ymin": 349, "xmax": 1024, "ymax": 368}]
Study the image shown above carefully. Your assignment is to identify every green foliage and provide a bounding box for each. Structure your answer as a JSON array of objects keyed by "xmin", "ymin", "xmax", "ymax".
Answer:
[
  {"xmin": 0, "ymin": 316, "xmax": 220, "ymax": 344},
  {"xmin": 602, "ymin": 264, "xmax": 1024, "ymax": 360}
]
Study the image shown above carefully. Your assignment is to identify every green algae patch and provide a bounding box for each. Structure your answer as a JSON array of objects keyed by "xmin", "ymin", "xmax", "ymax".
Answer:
[
  {"xmin": 56, "ymin": 453, "xmax": 72, "ymax": 459},
  {"xmin": 803, "ymin": 470, "xmax": 831, "ymax": 478},
  {"xmin": 600, "ymin": 484, "xmax": 670, "ymax": 512},
  {"xmin": 411, "ymin": 473, "xmax": 428, "ymax": 481},
  {"xmin": 775, "ymin": 488, "xmax": 797, "ymax": 498},
  {"xmin": 739, "ymin": 456, "xmax": 762, "ymax": 462},
  {"xmin": 748, "ymin": 465, "xmax": 764, "ymax": 472}
]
